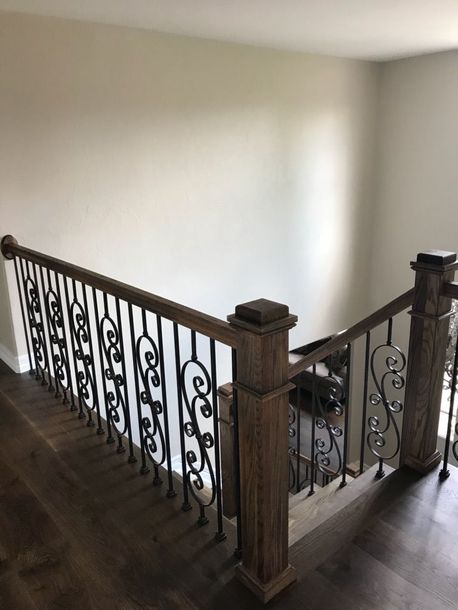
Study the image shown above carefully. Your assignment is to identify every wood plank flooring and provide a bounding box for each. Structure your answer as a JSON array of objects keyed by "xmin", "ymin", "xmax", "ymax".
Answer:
[{"xmin": 1, "ymin": 360, "xmax": 457, "ymax": 609}]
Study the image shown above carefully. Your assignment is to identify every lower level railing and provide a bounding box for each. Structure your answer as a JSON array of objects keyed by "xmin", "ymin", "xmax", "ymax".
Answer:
[{"xmin": 3, "ymin": 235, "xmax": 458, "ymax": 603}]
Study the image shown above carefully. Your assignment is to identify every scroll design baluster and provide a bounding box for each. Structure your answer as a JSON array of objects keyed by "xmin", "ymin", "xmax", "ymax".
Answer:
[
  {"xmin": 21, "ymin": 260, "xmax": 49, "ymax": 384},
  {"xmin": 45, "ymin": 272, "xmax": 72, "ymax": 405},
  {"xmin": 367, "ymin": 318, "xmax": 406, "ymax": 477},
  {"xmin": 180, "ymin": 331, "xmax": 217, "ymax": 527},
  {"xmin": 314, "ymin": 373, "xmax": 345, "ymax": 476},
  {"xmin": 69, "ymin": 285, "xmax": 98, "ymax": 426},
  {"xmin": 135, "ymin": 322, "xmax": 167, "ymax": 484},
  {"xmin": 99, "ymin": 295, "xmax": 129, "ymax": 454}
]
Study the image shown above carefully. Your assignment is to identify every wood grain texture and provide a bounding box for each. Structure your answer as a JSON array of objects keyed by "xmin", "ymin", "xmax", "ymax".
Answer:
[
  {"xmin": 288, "ymin": 288, "xmax": 414, "ymax": 379},
  {"xmin": 1, "ymin": 361, "xmax": 458, "ymax": 609},
  {"xmin": 401, "ymin": 252, "xmax": 457, "ymax": 472},
  {"xmin": 229, "ymin": 299, "xmax": 297, "ymax": 602},
  {"xmin": 1, "ymin": 237, "xmax": 238, "ymax": 346}
]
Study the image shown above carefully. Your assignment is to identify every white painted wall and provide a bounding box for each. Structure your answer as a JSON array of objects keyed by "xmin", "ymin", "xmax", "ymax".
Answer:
[
  {"xmin": 368, "ymin": 50, "xmax": 458, "ymax": 309},
  {"xmin": 0, "ymin": 11, "xmax": 380, "ymax": 365}
]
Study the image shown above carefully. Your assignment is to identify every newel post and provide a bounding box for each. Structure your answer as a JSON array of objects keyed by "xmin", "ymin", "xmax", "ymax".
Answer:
[
  {"xmin": 228, "ymin": 298, "xmax": 297, "ymax": 602},
  {"xmin": 401, "ymin": 250, "xmax": 457, "ymax": 473}
]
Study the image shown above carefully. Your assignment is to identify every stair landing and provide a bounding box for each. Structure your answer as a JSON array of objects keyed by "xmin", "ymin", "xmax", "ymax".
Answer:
[{"xmin": 1, "ymin": 361, "xmax": 457, "ymax": 609}]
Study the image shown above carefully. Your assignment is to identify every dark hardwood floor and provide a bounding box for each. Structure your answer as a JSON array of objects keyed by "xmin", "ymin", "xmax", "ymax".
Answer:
[{"xmin": 1, "ymin": 360, "xmax": 457, "ymax": 609}]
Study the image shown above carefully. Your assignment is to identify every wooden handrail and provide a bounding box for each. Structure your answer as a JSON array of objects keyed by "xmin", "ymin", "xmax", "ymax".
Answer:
[
  {"xmin": 442, "ymin": 281, "xmax": 458, "ymax": 299},
  {"xmin": 288, "ymin": 288, "xmax": 415, "ymax": 379},
  {"xmin": 1, "ymin": 236, "xmax": 238, "ymax": 347}
]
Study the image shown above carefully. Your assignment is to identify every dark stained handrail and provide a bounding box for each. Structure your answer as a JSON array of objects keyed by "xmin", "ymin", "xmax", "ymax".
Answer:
[
  {"xmin": 288, "ymin": 287, "xmax": 415, "ymax": 379},
  {"xmin": 1, "ymin": 235, "xmax": 238, "ymax": 347},
  {"xmin": 442, "ymin": 281, "xmax": 458, "ymax": 299}
]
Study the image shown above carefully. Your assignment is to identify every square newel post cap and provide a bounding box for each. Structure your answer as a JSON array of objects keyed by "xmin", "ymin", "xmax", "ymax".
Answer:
[
  {"xmin": 228, "ymin": 298, "xmax": 297, "ymax": 334},
  {"xmin": 412, "ymin": 250, "xmax": 457, "ymax": 272}
]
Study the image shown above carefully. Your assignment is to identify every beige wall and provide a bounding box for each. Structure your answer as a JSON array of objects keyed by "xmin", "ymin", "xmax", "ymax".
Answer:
[
  {"xmin": 368, "ymin": 50, "xmax": 458, "ymax": 308},
  {"xmin": 0, "ymin": 12, "xmax": 379, "ymax": 359}
]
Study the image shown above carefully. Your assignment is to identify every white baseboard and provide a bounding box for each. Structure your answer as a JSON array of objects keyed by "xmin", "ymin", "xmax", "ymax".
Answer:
[{"xmin": 0, "ymin": 343, "xmax": 30, "ymax": 374}]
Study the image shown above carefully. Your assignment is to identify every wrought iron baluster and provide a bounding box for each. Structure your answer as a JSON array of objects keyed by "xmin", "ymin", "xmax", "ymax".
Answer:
[
  {"xmin": 54, "ymin": 271, "xmax": 75, "ymax": 409},
  {"xmin": 179, "ymin": 329, "xmax": 219, "ymax": 527},
  {"xmin": 173, "ymin": 322, "xmax": 191, "ymax": 512},
  {"xmin": 82, "ymin": 284, "xmax": 104, "ymax": 434},
  {"xmin": 210, "ymin": 339, "xmax": 225, "ymax": 541},
  {"xmin": 63, "ymin": 276, "xmax": 81, "ymax": 413},
  {"xmin": 115, "ymin": 297, "xmax": 136, "ymax": 463},
  {"xmin": 70, "ymin": 279, "xmax": 95, "ymax": 425},
  {"xmin": 31, "ymin": 262, "xmax": 52, "ymax": 390},
  {"xmin": 39, "ymin": 265, "xmax": 58, "ymax": 396},
  {"xmin": 231, "ymin": 348, "xmax": 242, "ymax": 557},
  {"xmin": 45, "ymin": 268, "xmax": 73, "ymax": 405},
  {"xmin": 129, "ymin": 303, "xmax": 149, "ymax": 475},
  {"xmin": 359, "ymin": 331, "xmax": 371, "ymax": 475},
  {"xmin": 130, "ymin": 305, "xmax": 167, "ymax": 480},
  {"xmin": 288, "ymin": 400, "xmax": 297, "ymax": 492},
  {"xmin": 314, "ymin": 355, "xmax": 344, "ymax": 479},
  {"xmin": 367, "ymin": 317, "xmax": 406, "ymax": 479},
  {"xmin": 309, "ymin": 363, "xmax": 317, "ymax": 496},
  {"xmin": 295, "ymin": 385, "xmax": 302, "ymax": 494},
  {"xmin": 340, "ymin": 343, "xmax": 352, "ymax": 488},
  {"xmin": 13, "ymin": 257, "xmax": 34, "ymax": 375},
  {"xmin": 20, "ymin": 258, "xmax": 46, "ymax": 383},
  {"xmin": 440, "ymin": 332, "xmax": 458, "ymax": 480},
  {"xmin": 93, "ymin": 288, "xmax": 114, "ymax": 443},
  {"xmin": 157, "ymin": 315, "xmax": 176, "ymax": 497}
]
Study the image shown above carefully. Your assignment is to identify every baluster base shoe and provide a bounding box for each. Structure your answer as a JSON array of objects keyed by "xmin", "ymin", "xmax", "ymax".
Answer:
[{"xmin": 235, "ymin": 564, "xmax": 297, "ymax": 603}]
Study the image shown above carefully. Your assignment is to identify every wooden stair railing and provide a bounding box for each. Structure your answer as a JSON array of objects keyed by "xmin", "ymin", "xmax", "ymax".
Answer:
[{"xmin": 2, "ymin": 234, "xmax": 458, "ymax": 604}]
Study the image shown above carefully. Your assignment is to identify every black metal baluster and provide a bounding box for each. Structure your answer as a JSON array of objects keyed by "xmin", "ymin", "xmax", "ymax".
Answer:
[
  {"xmin": 359, "ymin": 331, "xmax": 371, "ymax": 475},
  {"xmin": 231, "ymin": 348, "xmax": 242, "ymax": 557},
  {"xmin": 63, "ymin": 276, "xmax": 81, "ymax": 412},
  {"xmin": 115, "ymin": 297, "xmax": 136, "ymax": 463},
  {"xmin": 173, "ymin": 322, "xmax": 192, "ymax": 512},
  {"xmin": 93, "ymin": 289, "xmax": 114, "ymax": 444},
  {"xmin": 27, "ymin": 260, "xmax": 48, "ymax": 386},
  {"xmin": 39, "ymin": 265, "xmax": 59, "ymax": 396},
  {"xmin": 210, "ymin": 339, "xmax": 225, "ymax": 541},
  {"xmin": 19, "ymin": 258, "xmax": 41, "ymax": 381},
  {"xmin": 82, "ymin": 284, "xmax": 104, "ymax": 435},
  {"xmin": 31, "ymin": 262, "xmax": 52, "ymax": 389},
  {"xmin": 309, "ymin": 363, "xmax": 317, "ymax": 496},
  {"xmin": 376, "ymin": 319, "xmax": 393, "ymax": 479},
  {"xmin": 157, "ymin": 315, "xmax": 176, "ymax": 497},
  {"xmin": 129, "ymin": 304, "xmax": 149, "ymax": 475},
  {"xmin": 440, "ymin": 332, "xmax": 458, "ymax": 480},
  {"xmin": 340, "ymin": 343, "xmax": 352, "ymax": 488},
  {"xmin": 13, "ymin": 257, "xmax": 34, "ymax": 375},
  {"xmin": 71, "ymin": 279, "xmax": 88, "ymax": 421},
  {"xmin": 53, "ymin": 271, "xmax": 74, "ymax": 407},
  {"xmin": 295, "ymin": 385, "xmax": 302, "ymax": 493}
]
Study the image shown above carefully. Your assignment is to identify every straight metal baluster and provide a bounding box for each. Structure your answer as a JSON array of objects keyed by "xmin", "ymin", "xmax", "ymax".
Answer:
[
  {"xmin": 231, "ymin": 348, "xmax": 242, "ymax": 557},
  {"xmin": 93, "ymin": 289, "xmax": 114, "ymax": 444},
  {"xmin": 360, "ymin": 331, "xmax": 371, "ymax": 475},
  {"xmin": 340, "ymin": 343, "xmax": 352, "ymax": 488},
  {"xmin": 129, "ymin": 304, "xmax": 148, "ymax": 474},
  {"xmin": 210, "ymin": 339, "xmax": 226, "ymax": 541},
  {"xmin": 31, "ymin": 262, "xmax": 51, "ymax": 388},
  {"xmin": 39, "ymin": 265, "xmax": 59, "ymax": 396},
  {"xmin": 173, "ymin": 322, "xmax": 191, "ymax": 511},
  {"xmin": 82, "ymin": 284, "xmax": 103, "ymax": 432},
  {"xmin": 157, "ymin": 315, "xmax": 176, "ymax": 497},
  {"xmin": 115, "ymin": 297, "xmax": 136, "ymax": 463},
  {"xmin": 63, "ymin": 277, "xmax": 81, "ymax": 412},
  {"xmin": 440, "ymin": 332, "xmax": 458, "ymax": 480},
  {"xmin": 309, "ymin": 363, "xmax": 317, "ymax": 496},
  {"xmin": 20, "ymin": 258, "xmax": 41, "ymax": 380},
  {"xmin": 295, "ymin": 385, "xmax": 301, "ymax": 493},
  {"xmin": 72, "ymin": 279, "xmax": 86, "ymax": 420},
  {"xmin": 53, "ymin": 271, "xmax": 73, "ymax": 407},
  {"xmin": 13, "ymin": 257, "xmax": 34, "ymax": 375}
]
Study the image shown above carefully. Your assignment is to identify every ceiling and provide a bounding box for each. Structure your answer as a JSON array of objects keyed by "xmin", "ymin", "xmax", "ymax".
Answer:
[{"xmin": 1, "ymin": 0, "xmax": 458, "ymax": 61}]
